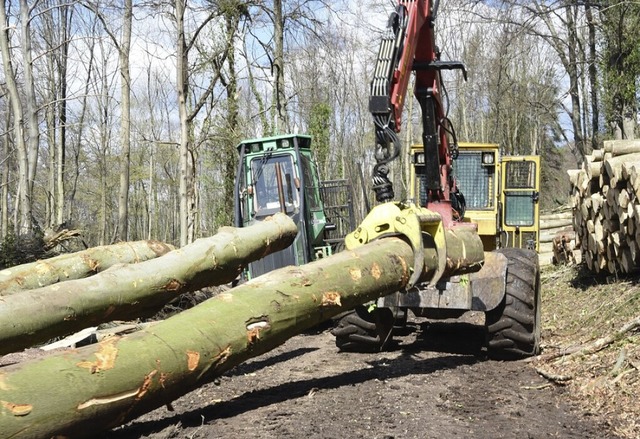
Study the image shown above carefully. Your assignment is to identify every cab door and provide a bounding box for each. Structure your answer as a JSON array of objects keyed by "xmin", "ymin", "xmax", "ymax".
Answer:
[{"xmin": 500, "ymin": 156, "xmax": 540, "ymax": 251}]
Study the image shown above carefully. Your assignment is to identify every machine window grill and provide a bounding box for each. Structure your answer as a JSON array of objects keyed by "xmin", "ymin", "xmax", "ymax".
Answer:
[
  {"xmin": 319, "ymin": 180, "xmax": 355, "ymax": 244},
  {"xmin": 504, "ymin": 160, "xmax": 536, "ymax": 226},
  {"xmin": 505, "ymin": 161, "xmax": 535, "ymax": 189},
  {"xmin": 504, "ymin": 193, "xmax": 534, "ymax": 226},
  {"xmin": 415, "ymin": 168, "xmax": 428, "ymax": 206},
  {"xmin": 521, "ymin": 231, "xmax": 537, "ymax": 250},
  {"xmin": 453, "ymin": 152, "xmax": 493, "ymax": 209}
]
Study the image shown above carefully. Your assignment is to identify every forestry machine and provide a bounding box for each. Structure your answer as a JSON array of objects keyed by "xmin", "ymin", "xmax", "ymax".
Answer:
[
  {"xmin": 232, "ymin": 1, "xmax": 540, "ymax": 359},
  {"xmin": 234, "ymin": 134, "xmax": 356, "ymax": 279},
  {"xmin": 330, "ymin": 0, "xmax": 542, "ymax": 360}
]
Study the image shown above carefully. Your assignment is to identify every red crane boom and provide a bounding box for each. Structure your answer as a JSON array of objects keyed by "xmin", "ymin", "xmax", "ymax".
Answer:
[{"xmin": 368, "ymin": 0, "xmax": 466, "ymax": 226}]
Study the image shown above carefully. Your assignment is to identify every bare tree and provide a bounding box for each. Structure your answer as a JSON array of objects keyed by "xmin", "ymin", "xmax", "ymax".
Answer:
[
  {"xmin": 1, "ymin": 111, "xmax": 9, "ymax": 239},
  {"xmin": 83, "ymin": 0, "xmax": 133, "ymax": 241},
  {"xmin": 0, "ymin": 0, "xmax": 32, "ymax": 235},
  {"xmin": 39, "ymin": 0, "xmax": 73, "ymax": 229},
  {"xmin": 174, "ymin": 0, "xmax": 235, "ymax": 245},
  {"xmin": 459, "ymin": 1, "xmax": 588, "ymax": 161}
]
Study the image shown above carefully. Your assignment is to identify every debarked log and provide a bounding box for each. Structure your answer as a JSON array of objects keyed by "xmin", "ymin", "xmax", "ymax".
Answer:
[
  {"xmin": 0, "ymin": 234, "xmax": 482, "ymax": 438},
  {"xmin": 0, "ymin": 240, "xmax": 175, "ymax": 295},
  {"xmin": 0, "ymin": 214, "xmax": 298, "ymax": 356}
]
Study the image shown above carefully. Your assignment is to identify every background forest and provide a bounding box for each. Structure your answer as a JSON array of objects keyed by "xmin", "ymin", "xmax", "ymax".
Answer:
[{"xmin": 0, "ymin": 0, "xmax": 638, "ymax": 263}]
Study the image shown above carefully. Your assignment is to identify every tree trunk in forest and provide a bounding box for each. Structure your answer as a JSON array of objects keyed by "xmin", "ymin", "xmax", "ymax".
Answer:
[
  {"xmin": 0, "ymin": 1, "xmax": 31, "ymax": 235},
  {"xmin": 117, "ymin": 0, "xmax": 133, "ymax": 242},
  {"xmin": 45, "ymin": 91, "xmax": 56, "ymax": 228},
  {"xmin": 1, "ymin": 116, "xmax": 9, "ymax": 239},
  {"xmin": 220, "ymin": 7, "xmax": 241, "ymax": 228},
  {"xmin": 584, "ymin": 1, "xmax": 599, "ymax": 151},
  {"xmin": 0, "ymin": 240, "xmax": 175, "ymax": 295},
  {"xmin": 19, "ymin": 0, "xmax": 40, "ymax": 223},
  {"xmin": 564, "ymin": 4, "xmax": 585, "ymax": 159},
  {"xmin": 56, "ymin": 4, "xmax": 69, "ymax": 227},
  {"xmin": 176, "ymin": 0, "xmax": 193, "ymax": 247},
  {"xmin": 0, "ymin": 234, "xmax": 458, "ymax": 438},
  {"xmin": 0, "ymin": 214, "xmax": 298, "ymax": 355},
  {"xmin": 272, "ymin": 0, "xmax": 287, "ymax": 132}
]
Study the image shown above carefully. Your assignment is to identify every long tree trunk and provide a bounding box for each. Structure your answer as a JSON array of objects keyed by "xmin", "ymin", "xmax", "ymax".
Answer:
[
  {"xmin": 176, "ymin": 0, "xmax": 192, "ymax": 247},
  {"xmin": 272, "ymin": 0, "xmax": 287, "ymax": 132},
  {"xmin": 2, "ymin": 111, "xmax": 10, "ymax": 239},
  {"xmin": 117, "ymin": 0, "xmax": 133, "ymax": 241},
  {"xmin": 56, "ymin": 4, "xmax": 70, "ymax": 226},
  {"xmin": 68, "ymin": 18, "xmax": 94, "ymax": 222},
  {"xmin": 0, "ymin": 240, "xmax": 174, "ymax": 294},
  {"xmin": 19, "ymin": 0, "xmax": 40, "ymax": 224},
  {"xmin": 45, "ymin": 71, "xmax": 56, "ymax": 228},
  {"xmin": 0, "ymin": 236, "xmax": 421, "ymax": 438},
  {"xmin": 0, "ymin": 1, "xmax": 31, "ymax": 234},
  {"xmin": 584, "ymin": 0, "xmax": 599, "ymax": 150},
  {"xmin": 565, "ymin": 4, "xmax": 585, "ymax": 159},
  {"xmin": 220, "ymin": 6, "xmax": 241, "ymax": 227},
  {"xmin": 0, "ymin": 214, "xmax": 298, "ymax": 355}
]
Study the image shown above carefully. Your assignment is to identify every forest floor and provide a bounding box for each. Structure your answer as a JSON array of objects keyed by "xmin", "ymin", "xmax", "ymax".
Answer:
[{"xmin": 101, "ymin": 263, "xmax": 639, "ymax": 439}]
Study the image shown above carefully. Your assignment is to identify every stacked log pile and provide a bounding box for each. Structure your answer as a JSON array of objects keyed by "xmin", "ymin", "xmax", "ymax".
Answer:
[
  {"xmin": 568, "ymin": 140, "xmax": 640, "ymax": 274},
  {"xmin": 539, "ymin": 210, "xmax": 575, "ymax": 266}
]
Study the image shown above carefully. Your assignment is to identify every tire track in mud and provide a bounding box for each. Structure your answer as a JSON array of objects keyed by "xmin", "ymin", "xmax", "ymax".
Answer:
[{"xmin": 109, "ymin": 322, "xmax": 616, "ymax": 439}]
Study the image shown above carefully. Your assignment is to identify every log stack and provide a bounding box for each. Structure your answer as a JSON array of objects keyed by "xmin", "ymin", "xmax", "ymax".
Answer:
[
  {"xmin": 568, "ymin": 140, "xmax": 640, "ymax": 274},
  {"xmin": 538, "ymin": 210, "xmax": 576, "ymax": 266}
]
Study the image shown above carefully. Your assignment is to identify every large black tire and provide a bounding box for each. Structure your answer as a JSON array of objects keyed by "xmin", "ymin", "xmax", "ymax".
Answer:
[
  {"xmin": 485, "ymin": 248, "xmax": 541, "ymax": 360},
  {"xmin": 331, "ymin": 305, "xmax": 395, "ymax": 352}
]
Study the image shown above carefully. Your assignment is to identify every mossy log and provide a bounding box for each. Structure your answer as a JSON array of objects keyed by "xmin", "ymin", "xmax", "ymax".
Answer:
[
  {"xmin": 0, "ymin": 214, "xmax": 298, "ymax": 355},
  {"xmin": 0, "ymin": 239, "xmax": 412, "ymax": 437},
  {"xmin": 0, "ymin": 233, "xmax": 481, "ymax": 438},
  {"xmin": 0, "ymin": 240, "xmax": 175, "ymax": 295}
]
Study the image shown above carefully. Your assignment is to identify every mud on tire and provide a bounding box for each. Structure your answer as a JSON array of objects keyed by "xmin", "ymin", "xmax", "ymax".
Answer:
[
  {"xmin": 331, "ymin": 305, "xmax": 394, "ymax": 353},
  {"xmin": 485, "ymin": 248, "xmax": 541, "ymax": 360}
]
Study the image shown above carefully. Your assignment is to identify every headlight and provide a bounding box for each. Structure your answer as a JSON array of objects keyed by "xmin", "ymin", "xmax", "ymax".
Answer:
[
  {"xmin": 414, "ymin": 153, "xmax": 425, "ymax": 164},
  {"xmin": 482, "ymin": 152, "xmax": 495, "ymax": 165}
]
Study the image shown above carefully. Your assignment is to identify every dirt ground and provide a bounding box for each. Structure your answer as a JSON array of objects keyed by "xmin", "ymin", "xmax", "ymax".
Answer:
[
  {"xmin": 3, "ymin": 264, "xmax": 634, "ymax": 439},
  {"xmin": 104, "ymin": 317, "xmax": 617, "ymax": 439}
]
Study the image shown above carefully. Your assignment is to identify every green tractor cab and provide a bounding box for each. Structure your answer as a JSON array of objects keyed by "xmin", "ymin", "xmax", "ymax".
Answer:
[{"xmin": 233, "ymin": 134, "xmax": 354, "ymax": 279}]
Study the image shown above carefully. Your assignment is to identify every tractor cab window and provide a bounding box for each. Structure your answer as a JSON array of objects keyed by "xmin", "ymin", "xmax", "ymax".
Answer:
[
  {"xmin": 503, "ymin": 160, "xmax": 537, "ymax": 226},
  {"xmin": 300, "ymin": 154, "xmax": 322, "ymax": 211},
  {"xmin": 251, "ymin": 155, "xmax": 299, "ymax": 213}
]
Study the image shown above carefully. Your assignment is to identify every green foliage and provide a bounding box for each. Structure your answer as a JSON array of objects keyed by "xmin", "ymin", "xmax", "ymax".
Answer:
[
  {"xmin": 0, "ymin": 228, "xmax": 47, "ymax": 270},
  {"xmin": 309, "ymin": 102, "xmax": 332, "ymax": 176},
  {"xmin": 600, "ymin": 0, "xmax": 640, "ymax": 136}
]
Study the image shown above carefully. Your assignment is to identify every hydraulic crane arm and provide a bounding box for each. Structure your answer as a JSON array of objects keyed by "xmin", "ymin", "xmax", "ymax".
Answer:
[{"xmin": 369, "ymin": 0, "xmax": 466, "ymax": 225}]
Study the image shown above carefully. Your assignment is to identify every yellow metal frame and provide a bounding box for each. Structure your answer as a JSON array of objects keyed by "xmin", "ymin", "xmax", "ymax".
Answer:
[
  {"xmin": 409, "ymin": 143, "xmax": 500, "ymax": 246},
  {"xmin": 499, "ymin": 155, "xmax": 540, "ymax": 251},
  {"xmin": 408, "ymin": 142, "xmax": 540, "ymax": 252},
  {"xmin": 345, "ymin": 202, "xmax": 447, "ymax": 287}
]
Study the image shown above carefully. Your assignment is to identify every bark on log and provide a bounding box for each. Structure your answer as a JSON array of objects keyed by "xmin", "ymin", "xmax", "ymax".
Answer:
[
  {"xmin": 0, "ymin": 241, "xmax": 174, "ymax": 295},
  {"xmin": 539, "ymin": 218, "xmax": 573, "ymax": 230},
  {"xmin": 0, "ymin": 234, "xmax": 486, "ymax": 438},
  {"xmin": 604, "ymin": 153, "xmax": 640, "ymax": 185},
  {"xmin": 0, "ymin": 214, "xmax": 298, "ymax": 355},
  {"xmin": 540, "ymin": 212, "xmax": 573, "ymax": 222},
  {"xmin": 590, "ymin": 149, "xmax": 605, "ymax": 161},
  {"xmin": 540, "ymin": 226, "xmax": 574, "ymax": 243},
  {"xmin": 603, "ymin": 139, "xmax": 640, "ymax": 156},
  {"xmin": 586, "ymin": 161, "xmax": 601, "ymax": 179}
]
